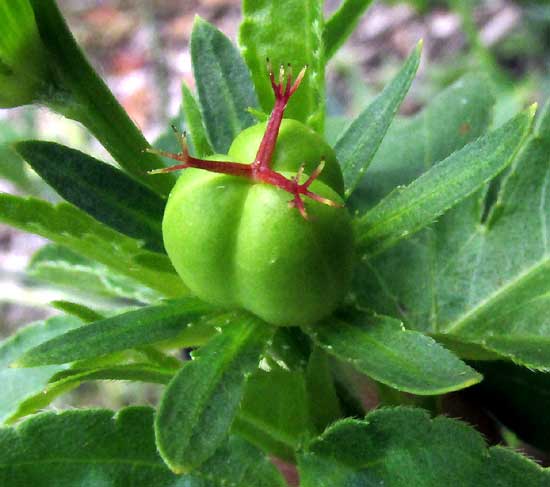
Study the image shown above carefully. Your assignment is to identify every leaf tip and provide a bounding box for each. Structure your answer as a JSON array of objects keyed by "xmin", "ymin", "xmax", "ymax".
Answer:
[
  {"xmin": 192, "ymin": 14, "xmax": 208, "ymax": 29},
  {"xmin": 9, "ymin": 358, "xmax": 26, "ymax": 368},
  {"xmin": 170, "ymin": 464, "xmax": 190, "ymax": 475},
  {"xmin": 528, "ymin": 102, "xmax": 538, "ymax": 119}
]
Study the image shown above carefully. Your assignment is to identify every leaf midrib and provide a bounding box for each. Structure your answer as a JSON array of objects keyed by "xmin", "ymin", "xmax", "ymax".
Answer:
[
  {"xmin": 320, "ymin": 320, "xmax": 476, "ymax": 393},
  {"xmin": 358, "ymin": 140, "xmax": 513, "ymax": 246},
  {"xmin": 180, "ymin": 319, "xmax": 261, "ymax": 458},
  {"xmin": 445, "ymin": 254, "xmax": 550, "ymax": 334}
]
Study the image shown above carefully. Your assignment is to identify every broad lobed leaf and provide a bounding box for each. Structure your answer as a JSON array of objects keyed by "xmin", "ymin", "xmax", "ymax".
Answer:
[
  {"xmin": 298, "ymin": 407, "xmax": 550, "ymax": 486},
  {"xmin": 0, "ymin": 407, "xmax": 286, "ymax": 487},
  {"xmin": 358, "ymin": 99, "xmax": 550, "ymax": 369}
]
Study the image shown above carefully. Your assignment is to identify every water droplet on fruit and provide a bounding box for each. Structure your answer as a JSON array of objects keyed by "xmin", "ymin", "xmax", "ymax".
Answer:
[{"xmin": 259, "ymin": 358, "xmax": 272, "ymax": 371}]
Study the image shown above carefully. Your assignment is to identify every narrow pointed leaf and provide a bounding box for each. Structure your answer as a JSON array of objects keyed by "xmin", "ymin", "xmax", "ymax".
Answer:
[
  {"xmin": 29, "ymin": 244, "xmax": 162, "ymax": 303},
  {"xmin": 298, "ymin": 408, "xmax": 550, "ymax": 486},
  {"xmin": 191, "ymin": 17, "xmax": 258, "ymax": 153},
  {"xmin": 306, "ymin": 347, "xmax": 342, "ymax": 433},
  {"xmin": 0, "ymin": 407, "xmax": 286, "ymax": 486},
  {"xmin": 9, "ymin": 364, "xmax": 176, "ymax": 424},
  {"xmin": 350, "ymin": 73, "xmax": 495, "ymax": 211},
  {"xmin": 233, "ymin": 367, "xmax": 312, "ymax": 461},
  {"xmin": 16, "ymin": 141, "xmax": 165, "ymax": 252},
  {"xmin": 0, "ymin": 194, "xmax": 186, "ymax": 297},
  {"xmin": 155, "ymin": 315, "xmax": 272, "ymax": 473},
  {"xmin": 16, "ymin": 299, "xmax": 214, "ymax": 367},
  {"xmin": 303, "ymin": 312, "xmax": 481, "ymax": 395},
  {"xmin": 323, "ymin": 0, "xmax": 373, "ymax": 59},
  {"xmin": 240, "ymin": 0, "xmax": 325, "ymax": 131},
  {"xmin": 356, "ymin": 106, "xmax": 535, "ymax": 256},
  {"xmin": 182, "ymin": 82, "xmax": 214, "ymax": 157},
  {"xmin": 50, "ymin": 300, "xmax": 104, "ymax": 323},
  {"xmin": 335, "ymin": 43, "xmax": 421, "ymax": 197},
  {"xmin": 0, "ymin": 315, "xmax": 83, "ymax": 424}
]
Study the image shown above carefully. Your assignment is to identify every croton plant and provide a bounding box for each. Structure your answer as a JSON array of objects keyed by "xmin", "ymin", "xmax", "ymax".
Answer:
[{"xmin": 1, "ymin": 0, "xmax": 550, "ymax": 485}]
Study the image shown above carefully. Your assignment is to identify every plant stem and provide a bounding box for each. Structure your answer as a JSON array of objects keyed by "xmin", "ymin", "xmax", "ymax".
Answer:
[{"xmin": 30, "ymin": 0, "xmax": 175, "ymax": 196}]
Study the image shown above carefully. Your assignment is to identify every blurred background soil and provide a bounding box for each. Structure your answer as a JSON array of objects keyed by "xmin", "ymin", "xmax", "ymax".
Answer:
[{"xmin": 0, "ymin": 0, "xmax": 548, "ymax": 408}]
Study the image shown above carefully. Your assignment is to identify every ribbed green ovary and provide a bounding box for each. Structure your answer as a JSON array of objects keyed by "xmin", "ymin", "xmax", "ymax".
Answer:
[{"xmin": 162, "ymin": 120, "xmax": 354, "ymax": 326}]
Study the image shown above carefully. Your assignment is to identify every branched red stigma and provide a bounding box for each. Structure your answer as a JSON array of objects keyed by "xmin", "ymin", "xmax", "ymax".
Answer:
[{"xmin": 148, "ymin": 62, "xmax": 341, "ymax": 219}]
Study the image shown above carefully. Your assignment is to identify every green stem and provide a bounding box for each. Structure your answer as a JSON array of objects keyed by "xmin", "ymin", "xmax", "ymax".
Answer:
[
  {"xmin": 30, "ymin": 0, "xmax": 175, "ymax": 196},
  {"xmin": 451, "ymin": 0, "xmax": 508, "ymax": 85}
]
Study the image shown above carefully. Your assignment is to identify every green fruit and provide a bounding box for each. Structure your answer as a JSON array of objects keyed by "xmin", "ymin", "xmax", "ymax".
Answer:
[{"xmin": 162, "ymin": 120, "xmax": 354, "ymax": 326}]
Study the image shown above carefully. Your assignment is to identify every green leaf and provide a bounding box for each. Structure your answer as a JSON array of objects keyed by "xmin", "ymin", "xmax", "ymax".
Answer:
[
  {"xmin": 0, "ymin": 194, "xmax": 186, "ymax": 297},
  {"xmin": 335, "ymin": 43, "xmax": 421, "ymax": 198},
  {"xmin": 182, "ymin": 82, "xmax": 214, "ymax": 157},
  {"xmin": 233, "ymin": 366, "xmax": 312, "ymax": 461},
  {"xmin": 306, "ymin": 347, "xmax": 342, "ymax": 433},
  {"xmin": 350, "ymin": 73, "xmax": 496, "ymax": 211},
  {"xmin": 155, "ymin": 315, "xmax": 272, "ymax": 473},
  {"xmin": 0, "ymin": 0, "xmax": 54, "ymax": 108},
  {"xmin": 303, "ymin": 312, "xmax": 481, "ymax": 395},
  {"xmin": 240, "ymin": 0, "xmax": 325, "ymax": 131},
  {"xmin": 0, "ymin": 407, "xmax": 287, "ymax": 486},
  {"xmin": 0, "ymin": 315, "xmax": 83, "ymax": 424},
  {"xmin": 191, "ymin": 17, "xmax": 258, "ymax": 154},
  {"xmin": 28, "ymin": 244, "xmax": 163, "ymax": 303},
  {"xmin": 268, "ymin": 327, "xmax": 311, "ymax": 371},
  {"xmin": 15, "ymin": 299, "xmax": 214, "ymax": 367},
  {"xmin": 29, "ymin": 0, "xmax": 175, "ymax": 195},
  {"xmin": 358, "ymin": 100, "xmax": 550, "ymax": 369},
  {"xmin": 196, "ymin": 435, "xmax": 287, "ymax": 487},
  {"xmin": 0, "ymin": 118, "xmax": 35, "ymax": 191},
  {"xmin": 16, "ymin": 141, "xmax": 165, "ymax": 253},
  {"xmin": 9, "ymin": 364, "xmax": 176, "ymax": 424},
  {"xmin": 323, "ymin": 0, "xmax": 373, "ymax": 60},
  {"xmin": 50, "ymin": 300, "xmax": 104, "ymax": 322},
  {"xmin": 298, "ymin": 407, "xmax": 550, "ymax": 486},
  {"xmin": 0, "ymin": 408, "xmax": 179, "ymax": 485},
  {"xmin": 468, "ymin": 360, "xmax": 550, "ymax": 452},
  {"xmin": 355, "ymin": 105, "xmax": 535, "ymax": 255}
]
